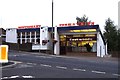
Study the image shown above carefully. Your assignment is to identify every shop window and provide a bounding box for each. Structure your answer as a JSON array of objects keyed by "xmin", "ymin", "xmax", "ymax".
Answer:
[
  {"xmin": 17, "ymin": 33, "xmax": 20, "ymax": 38},
  {"xmin": 31, "ymin": 32, "xmax": 35, "ymax": 36},
  {"xmin": 22, "ymin": 32, "xmax": 25, "ymax": 38},
  {"xmin": 22, "ymin": 39, "xmax": 25, "ymax": 43},
  {"xmin": 36, "ymin": 31, "xmax": 40, "ymax": 36},
  {"xmin": 27, "ymin": 39, "xmax": 30, "ymax": 43},
  {"xmin": 37, "ymin": 38, "xmax": 40, "ymax": 44},
  {"xmin": 27, "ymin": 32, "xmax": 30, "ymax": 36},
  {"xmin": 31, "ymin": 39, "xmax": 35, "ymax": 44},
  {"xmin": 18, "ymin": 39, "xmax": 20, "ymax": 44}
]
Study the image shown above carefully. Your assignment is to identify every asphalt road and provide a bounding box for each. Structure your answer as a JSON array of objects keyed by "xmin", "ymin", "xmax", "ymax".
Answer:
[{"xmin": 1, "ymin": 51, "xmax": 119, "ymax": 79}]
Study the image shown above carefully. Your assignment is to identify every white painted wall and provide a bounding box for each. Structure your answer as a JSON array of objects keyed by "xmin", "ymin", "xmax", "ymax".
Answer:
[
  {"xmin": 54, "ymin": 26, "xmax": 60, "ymax": 55},
  {"xmin": 20, "ymin": 32, "xmax": 22, "ymax": 44},
  {"xmin": 32, "ymin": 30, "xmax": 51, "ymax": 50},
  {"xmin": 40, "ymin": 26, "xmax": 50, "ymax": 50},
  {"xmin": 92, "ymin": 42, "xmax": 97, "ymax": 52},
  {"xmin": 97, "ymin": 32, "xmax": 106, "ymax": 57},
  {"xmin": 6, "ymin": 28, "xmax": 17, "ymax": 43},
  {"xmin": 105, "ymin": 43, "xmax": 108, "ymax": 55}
]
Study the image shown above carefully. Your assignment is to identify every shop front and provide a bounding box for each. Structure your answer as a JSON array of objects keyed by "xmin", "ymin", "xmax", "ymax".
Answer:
[{"xmin": 53, "ymin": 24, "xmax": 107, "ymax": 57}]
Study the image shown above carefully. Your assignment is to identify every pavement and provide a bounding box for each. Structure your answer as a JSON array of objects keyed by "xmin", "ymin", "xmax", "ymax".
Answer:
[
  {"xmin": 10, "ymin": 50, "xmax": 119, "ymax": 62},
  {"xmin": 0, "ymin": 61, "xmax": 22, "ymax": 69}
]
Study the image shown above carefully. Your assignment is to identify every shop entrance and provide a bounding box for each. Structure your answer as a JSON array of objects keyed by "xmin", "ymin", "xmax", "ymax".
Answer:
[{"xmin": 60, "ymin": 34, "xmax": 97, "ymax": 56}]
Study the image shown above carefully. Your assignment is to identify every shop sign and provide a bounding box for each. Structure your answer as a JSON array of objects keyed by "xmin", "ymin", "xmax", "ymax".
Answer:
[
  {"xmin": 18, "ymin": 25, "xmax": 41, "ymax": 29},
  {"xmin": 59, "ymin": 22, "xmax": 94, "ymax": 27}
]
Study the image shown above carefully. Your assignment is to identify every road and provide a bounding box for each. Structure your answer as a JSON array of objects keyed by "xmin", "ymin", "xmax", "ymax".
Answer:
[{"xmin": 1, "ymin": 51, "xmax": 119, "ymax": 79}]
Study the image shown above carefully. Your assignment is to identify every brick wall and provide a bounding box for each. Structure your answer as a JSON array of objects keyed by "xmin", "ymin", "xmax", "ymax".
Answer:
[{"xmin": 5, "ymin": 42, "xmax": 32, "ymax": 52}]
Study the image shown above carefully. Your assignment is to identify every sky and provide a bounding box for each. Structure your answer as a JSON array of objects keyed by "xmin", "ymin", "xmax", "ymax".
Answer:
[{"xmin": 0, "ymin": 0, "xmax": 119, "ymax": 32}]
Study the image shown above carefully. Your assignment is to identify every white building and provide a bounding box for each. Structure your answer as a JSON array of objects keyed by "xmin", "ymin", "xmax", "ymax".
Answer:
[{"xmin": 6, "ymin": 24, "xmax": 108, "ymax": 57}]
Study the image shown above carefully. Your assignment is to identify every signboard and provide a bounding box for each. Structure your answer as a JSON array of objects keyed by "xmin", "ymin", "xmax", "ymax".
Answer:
[
  {"xmin": 77, "ymin": 22, "xmax": 94, "ymax": 26},
  {"xmin": 59, "ymin": 22, "xmax": 94, "ymax": 27},
  {"xmin": 0, "ymin": 45, "xmax": 8, "ymax": 63},
  {"xmin": 18, "ymin": 25, "xmax": 41, "ymax": 29}
]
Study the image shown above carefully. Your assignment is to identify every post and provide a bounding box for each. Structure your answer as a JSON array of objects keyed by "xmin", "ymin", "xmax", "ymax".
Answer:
[
  {"xmin": 51, "ymin": 0, "xmax": 54, "ymax": 54},
  {"xmin": 39, "ymin": 27, "xmax": 40, "ymax": 53}
]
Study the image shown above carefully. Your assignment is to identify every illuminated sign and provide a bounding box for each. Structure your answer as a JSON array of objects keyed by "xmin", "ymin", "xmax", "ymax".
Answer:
[
  {"xmin": 59, "ymin": 22, "xmax": 94, "ymax": 27},
  {"xmin": 0, "ymin": 45, "xmax": 8, "ymax": 63},
  {"xmin": 69, "ymin": 38, "xmax": 93, "ymax": 41},
  {"xmin": 18, "ymin": 25, "xmax": 41, "ymax": 29},
  {"xmin": 77, "ymin": 22, "xmax": 94, "ymax": 26}
]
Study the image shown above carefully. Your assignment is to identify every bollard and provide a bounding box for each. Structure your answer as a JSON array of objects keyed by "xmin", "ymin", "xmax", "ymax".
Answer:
[{"xmin": 0, "ymin": 45, "xmax": 8, "ymax": 63}]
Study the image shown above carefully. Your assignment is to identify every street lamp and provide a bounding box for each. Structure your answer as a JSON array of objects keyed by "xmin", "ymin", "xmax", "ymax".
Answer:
[{"xmin": 51, "ymin": 0, "xmax": 54, "ymax": 55}]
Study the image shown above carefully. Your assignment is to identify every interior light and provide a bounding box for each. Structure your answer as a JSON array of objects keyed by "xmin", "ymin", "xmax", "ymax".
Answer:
[
  {"xmin": 70, "ymin": 29, "xmax": 96, "ymax": 32},
  {"xmin": 64, "ymin": 35, "xmax": 66, "ymax": 37}
]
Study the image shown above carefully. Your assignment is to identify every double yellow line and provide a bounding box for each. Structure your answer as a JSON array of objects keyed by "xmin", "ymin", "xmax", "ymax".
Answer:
[{"xmin": 0, "ymin": 45, "xmax": 8, "ymax": 63}]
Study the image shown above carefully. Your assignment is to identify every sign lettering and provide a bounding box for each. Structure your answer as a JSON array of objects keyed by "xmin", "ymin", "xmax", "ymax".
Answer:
[
  {"xmin": 18, "ymin": 25, "xmax": 41, "ymax": 29},
  {"xmin": 59, "ymin": 22, "xmax": 94, "ymax": 27}
]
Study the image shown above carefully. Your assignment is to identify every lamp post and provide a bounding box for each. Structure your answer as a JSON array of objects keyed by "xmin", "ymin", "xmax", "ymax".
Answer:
[{"xmin": 51, "ymin": 0, "xmax": 54, "ymax": 54}]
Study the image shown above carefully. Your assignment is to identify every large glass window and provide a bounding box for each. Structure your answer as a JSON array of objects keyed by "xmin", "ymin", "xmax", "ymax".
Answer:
[{"xmin": 60, "ymin": 34, "xmax": 97, "ymax": 52}]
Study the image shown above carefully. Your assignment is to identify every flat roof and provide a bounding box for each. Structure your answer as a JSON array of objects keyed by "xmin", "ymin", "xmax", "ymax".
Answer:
[
  {"xmin": 17, "ymin": 25, "xmax": 99, "ymax": 32},
  {"xmin": 16, "ymin": 25, "xmax": 106, "ymax": 45},
  {"xmin": 48, "ymin": 25, "xmax": 99, "ymax": 32},
  {"xmin": 17, "ymin": 28, "xmax": 40, "ymax": 32}
]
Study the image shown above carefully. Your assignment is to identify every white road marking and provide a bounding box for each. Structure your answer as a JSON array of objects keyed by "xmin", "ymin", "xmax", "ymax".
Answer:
[
  {"xmin": 1, "ymin": 75, "xmax": 34, "ymax": 79},
  {"xmin": 17, "ymin": 64, "xmax": 33, "ymax": 68},
  {"xmin": 21, "ymin": 54, "xmax": 28, "ymax": 56},
  {"xmin": 36, "ymin": 56, "xmax": 52, "ymax": 58},
  {"xmin": 0, "ymin": 60, "xmax": 22, "ymax": 69},
  {"xmin": 27, "ymin": 63, "xmax": 36, "ymax": 65},
  {"xmin": 8, "ymin": 60, "xmax": 22, "ymax": 64},
  {"xmin": 22, "ymin": 75, "xmax": 33, "ymax": 78},
  {"xmin": 56, "ymin": 66, "xmax": 67, "ymax": 69},
  {"xmin": 12, "ymin": 55, "xmax": 18, "ymax": 57},
  {"xmin": 40, "ymin": 64, "xmax": 52, "ymax": 67},
  {"xmin": 91, "ymin": 70, "xmax": 106, "ymax": 74},
  {"xmin": 112, "ymin": 74, "xmax": 120, "ymax": 76},
  {"xmin": 1, "ymin": 77, "xmax": 9, "ymax": 79},
  {"xmin": 10, "ymin": 75, "xmax": 19, "ymax": 78},
  {"xmin": 27, "ymin": 63, "xmax": 33, "ymax": 65},
  {"xmin": 33, "ymin": 63, "xmax": 37, "ymax": 65},
  {"xmin": 73, "ymin": 68, "xmax": 86, "ymax": 72}
]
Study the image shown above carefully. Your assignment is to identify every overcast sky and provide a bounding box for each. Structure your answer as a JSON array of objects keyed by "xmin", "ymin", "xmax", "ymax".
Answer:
[{"xmin": 0, "ymin": 0, "xmax": 119, "ymax": 32}]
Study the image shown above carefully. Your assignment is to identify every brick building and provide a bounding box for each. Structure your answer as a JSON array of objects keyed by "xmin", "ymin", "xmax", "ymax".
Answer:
[{"xmin": 0, "ymin": 28, "xmax": 6, "ymax": 45}]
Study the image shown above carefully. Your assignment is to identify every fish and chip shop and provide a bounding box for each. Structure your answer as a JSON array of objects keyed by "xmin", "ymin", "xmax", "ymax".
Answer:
[{"xmin": 6, "ymin": 23, "xmax": 108, "ymax": 57}]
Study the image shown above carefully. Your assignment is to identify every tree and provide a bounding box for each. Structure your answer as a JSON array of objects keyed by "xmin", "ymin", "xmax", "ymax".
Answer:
[
  {"xmin": 76, "ymin": 15, "xmax": 91, "ymax": 26},
  {"xmin": 103, "ymin": 18, "xmax": 118, "ymax": 53},
  {"xmin": 117, "ymin": 28, "xmax": 120, "ymax": 51}
]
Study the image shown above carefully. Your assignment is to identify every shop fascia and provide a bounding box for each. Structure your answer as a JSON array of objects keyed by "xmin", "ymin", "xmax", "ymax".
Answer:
[{"xmin": 59, "ymin": 22, "xmax": 94, "ymax": 27}]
